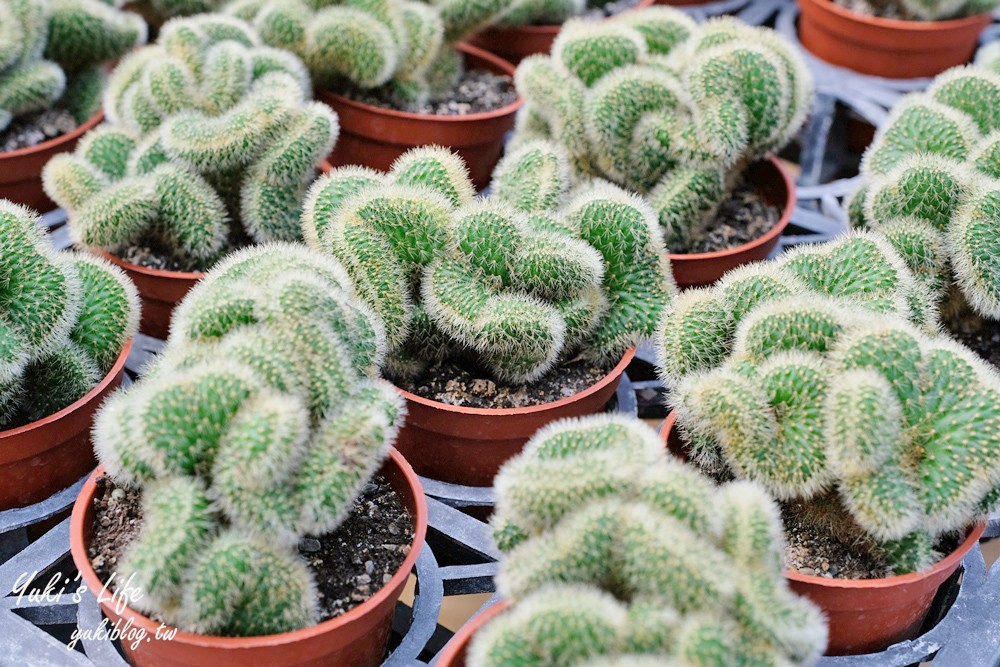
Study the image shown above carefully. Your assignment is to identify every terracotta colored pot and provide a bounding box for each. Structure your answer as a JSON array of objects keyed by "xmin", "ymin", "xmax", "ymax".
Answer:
[
  {"xmin": 797, "ymin": 0, "xmax": 991, "ymax": 79},
  {"xmin": 658, "ymin": 412, "xmax": 986, "ymax": 656},
  {"xmin": 0, "ymin": 110, "xmax": 104, "ymax": 212},
  {"xmin": 669, "ymin": 156, "xmax": 795, "ymax": 289},
  {"xmin": 98, "ymin": 251, "xmax": 203, "ymax": 341},
  {"xmin": 437, "ymin": 600, "xmax": 509, "ymax": 667},
  {"xmin": 394, "ymin": 348, "xmax": 635, "ymax": 486},
  {"xmin": 69, "ymin": 448, "xmax": 428, "ymax": 667},
  {"xmin": 0, "ymin": 340, "xmax": 130, "ymax": 510},
  {"xmin": 316, "ymin": 44, "xmax": 521, "ymax": 190},
  {"xmin": 467, "ymin": 0, "xmax": 657, "ymax": 64}
]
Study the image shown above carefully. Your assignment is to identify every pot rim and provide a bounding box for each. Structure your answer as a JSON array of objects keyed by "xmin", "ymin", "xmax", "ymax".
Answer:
[
  {"xmin": 318, "ymin": 44, "xmax": 523, "ymax": 123},
  {"xmin": 667, "ymin": 156, "xmax": 795, "ymax": 265},
  {"xmin": 660, "ymin": 410, "xmax": 987, "ymax": 587},
  {"xmin": 0, "ymin": 339, "xmax": 132, "ymax": 440},
  {"xmin": 69, "ymin": 447, "xmax": 429, "ymax": 649},
  {"xmin": 797, "ymin": 0, "xmax": 994, "ymax": 31},
  {"xmin": 437, "ymin": 599, "xmax": 509, "ymax": 667},
  {"xmin": 395, "ymin": 347, "xmax": 636, "ymax": 417},
  {"xmin": 472, "ymin": 0, "xmax": 657, "ymax": 36},
  {"xmin": 0, "ymin": 110, "xmax": 104, "ymax": 161}
]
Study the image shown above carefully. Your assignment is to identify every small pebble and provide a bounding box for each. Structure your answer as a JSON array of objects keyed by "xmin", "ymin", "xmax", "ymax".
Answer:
[{"xmin": 299, "ymin": 537, "xmax": 322, "ymax": 553}]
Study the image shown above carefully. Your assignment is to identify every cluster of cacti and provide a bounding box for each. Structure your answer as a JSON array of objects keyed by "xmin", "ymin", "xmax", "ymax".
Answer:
[
  {"xmin": 0, "ymin": 200, "xmax": 138, "ymax": 429},
  {"xmin": 303, "ymin": 141, "xmax": 674, "ymax": 384},
  {"xmin": 224, "ymin": 0, "xmax": 510, "ymax": 109},
  {"xmin": 0, "ymin": 0, "xmax": 146, "ymax": 135},
  {"xmin": 656, "ymin": 232, "xmax": 938, "ymax": 386},
  {"xmin": 512, "ymin": 10, "xmax": 813, "ymax": 251},
  {"xmin": 42, "ymin": 15, "xmax": 338, "ymax": 268},
  {"xmin": 849, "ymin": 65, "xmax": 1000, "ymax": 320},
  {"xmin": 469, "ymin": 415, "xmax": 827, "ymax": 666},
  {"xmin": 670, "ymin": 296, "xmax": 1000, "ymax": 574},
  {"xmin": 93, "ymin": 243, "xmax": 405, "ymax": 636}
]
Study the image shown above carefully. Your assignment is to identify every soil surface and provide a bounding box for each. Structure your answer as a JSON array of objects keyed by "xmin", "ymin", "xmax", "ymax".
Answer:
[
  {"xmin": 342, "ymin": 69, "xmax": 517, "ymax": 115},
  {"xmin": 1, "ymin": 109, "xmax": 78, "ymax": 152},
  {"xmin": 672, "ymin": 184, "xmax": 780, "ymax": 254},
  {"xmin": 397, "ymin": 357, "xmax": 613, "ymax": 408},
  {"xmin": 118, "ymin": 237, "xmax": 213, "ymax": 273},
  {"xmin": 832, "ymin": 0, "xmax": 920, "ymax": 19},
  {"xmin": 88, "ymin": 474, "xmax": 414, "ymax": 625},
  {"xmin": 944, "ymin": 312, "xmax": 1000, "ymax": 370}
]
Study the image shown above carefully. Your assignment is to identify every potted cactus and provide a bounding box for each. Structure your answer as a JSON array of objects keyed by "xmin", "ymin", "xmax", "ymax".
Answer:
[
  {"xmin": 437, "ymin": 414, "xmax": 828, "ymax": 666},
  {"xmin": 42, "ymin": 14, "xmax": 339, "ymax": 339},
  {"xmin": 512, "ymin": 10, "xmax": 811, "ymax": 287},
  {"xmin": 848, "ymin": 65, "xmax": 1000, "ymax": 369},
  {"xmin": 798, "ymin": 0, "xmax": 998, "ymax": 78},
  {"xmin": 1, "ymin": 200, "xmax": 138, "ymax": 509},
  {"xmin": 658, "ymin": 271, "xmax": 997, "ymax": 654},
  {"xmin": 225, "ymin": 0, "xmax": 522, "ymax": 188},
  {"xmin": 304, "ymin": 143, "xmax": 673, "ymax": 485},
  {"xmin": 465, "ymin": 0, "xmax": 657, "ymax": 66},
  {"xmin": 0, "ymin": 0, "xmax": 146, "ymax": 211},
  {"xmin": 69, "ymin": 243, "xmax": 427, "ymax": 667}
]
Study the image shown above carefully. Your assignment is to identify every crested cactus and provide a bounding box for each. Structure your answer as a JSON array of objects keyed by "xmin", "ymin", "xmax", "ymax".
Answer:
[
  {"xmin": 655, "ymin": 231, "xmax": 938, "ymax": 385},
  {"xmin": 468, "ymin": 415, "xmax": 827, "ymax": 666},
  {"xmin": 512, "ymin": 10, "xmax": 813, "ymax": 251},
  {"xmin": 94, "ymin": 243, "xmax": 406, "ymax": 636},
  {"xmin": 851, "ymin": 64, "xmax": 1000, "ymax": 319},
  {"xmin": 225, "ymin": 0, "xmax": 510, "ymax": 110},
  {"xmin": 0, "ymin": 0, "xmax": 146, "ymax": 135},
  {"xmin": 0, "ymin": 200, "xmax": 139, "ymax": 428},
  {"xmin": 42, "ymin": 15, "xmax": 338, "ymax": 269},
  {"xmin": 671, "ymin": 296, "xmax": 1000, "ymax": 573},
  {"xmin": 303, "ymin": 142, "xmax": 674, "ymax": 384}
]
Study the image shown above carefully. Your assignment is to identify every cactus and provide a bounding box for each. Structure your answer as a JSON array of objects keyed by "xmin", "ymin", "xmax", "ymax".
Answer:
[
  {"xmin": 671, "ymin": 296, "xmax": 1000, "ymax": 574},
  {"xmin": 851, "ymin": 65, "xmax": 1000, "ymax": 319},
  {"xmin": 512, "ymin": 11, "xmax": 813, "ymax": 251},
  {"xmin": 655, "ymin": 232, "xmax": 938, "ymax": 386},
  {"xmin": 303, "ymin": 143, "xmax": 674, "ymax": 384},
  {"xmin": 468, "ymin": 415, "xmax": 827, "ymax": 667},
  {"xmin": 0, "ymin": 0, "xmax": 146, "ymax": 135},
  {"xmin": 0, "ymin": 200, "xmax": 139, "ymax": 429},
  {"xmin": 899, "ymin": 0, "xmax": 999, "ymax": 20},
  {"xmin": 225, "ymin": 0, "xmax": 510, "ymax": 110},
  {"xmin": 93, "ymin": 243, "xmax": 405, "ymax": 636},
  {"xmin": 42, "ymin": 15, "xmax": 338, "ymax": 269}
]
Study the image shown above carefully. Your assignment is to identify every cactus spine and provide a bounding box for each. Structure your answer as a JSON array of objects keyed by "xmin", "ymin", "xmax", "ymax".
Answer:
[
  {"xmin": 94, "ymin": 243, "xmax": 405, "ymax": 636},
  {"xmin": 43, "ymin": 15, "xmax": 339, "ymax": 268},
  {"xmin": 469, "ymin": 415, "xmax": 827, "ymax": 666}
]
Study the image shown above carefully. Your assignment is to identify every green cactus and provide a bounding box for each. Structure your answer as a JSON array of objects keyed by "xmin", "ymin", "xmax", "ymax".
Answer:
[
  {"xmin": 512, "ymin": 10, "xmax": 812, "ymax": 253},
  {"xmin": 0, "ymin": 200, "xmax": 139, "ymax": 429},
  {"xmin": 672, "ymin": 296, "xmax": 1000, "ymax": 574},
  {"xmin": 304, "ymin": 143, "xmax": 674, "ymax": 384},
  {"xmin": 852, "ymin": 65, "xmax": 1000, "ymax": 319},
  {"xmin": 94, "ymin": 243, "xmax": 405, "ymax": 636},
  {"xmin": 900, "ymin": 0, "xmax": 998, "ymax": 20},
  {"xmin": 468, "ymin": 415, "xmax": 827, "ymax": 667},
  {"xmin": 42, "ymin": 16, "xmax": 338, "ymax": 269},
  {"xmin": 0, "ymin": 0, "xmax": 146, "ymax": 135}
]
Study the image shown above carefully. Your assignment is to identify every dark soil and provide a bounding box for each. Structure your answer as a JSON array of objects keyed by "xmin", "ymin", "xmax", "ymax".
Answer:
[
  {"xmin": 581, "ymin": 0, "xmax": 645, "ymax": 20},
  {"xmin": 118, "ymin": 238, "xmax": 211, "ymax": 273},
  {"xmin": 1, "ymin": 109, "xmax": 78, "ymax": 153},
  {"xmin": 832, "ymin": 0, "xmax": 920, "ymax": 20},
  {"xmin": 88, "ymin": 474, "xmax": 413, "ymax": 625},
  {"xmin": 397, "ymin": 357, "xmax": 612, "ymax": 408},
  {"xmin": 943, "ymin": 311, "xmax": 1000, "ymax": 369},
  {"xmin": 343, "ymin": 69, "xmax": 517, "ymax": 115},
  {"xmin": 673, "ymin": 184, "xmax": 780, "ymax": 254}
]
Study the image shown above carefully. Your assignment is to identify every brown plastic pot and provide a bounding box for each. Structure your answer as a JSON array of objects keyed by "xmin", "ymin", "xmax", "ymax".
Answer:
[
  {"xmin": 669, "ymin": 156, "xmax": 795, "ymax": 289},
  {"xmin": 659, "ymin": 412, "xmax": 986, "ymax": 656},
  {"xmin": 394, "ymin": 348, "xmax": 635, "ymax": 486},
  {"xmin": 316, "ymin": 44, "xmax": 521, "ymax": 190},
  {"xmin": 69, "ymin": 448, "xmax": 428, "ymax": 667},
  {"xmin": 0, "ymin": 340, "xmax": 130, "ymax": 510},
  {"xmin": 467, "ymin": 0, "xmax": 657, "ymax": 64},
  {"xmin": 797, "ymin": 0, "xmax": 992, "ymax": 79},
  {"xmin": 0, "ymin": 110, "xmax": 104, "ymax": 212},
  {"xmin": 436, "ymin": 600, "xmax": 509, "ymax": 667}
]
